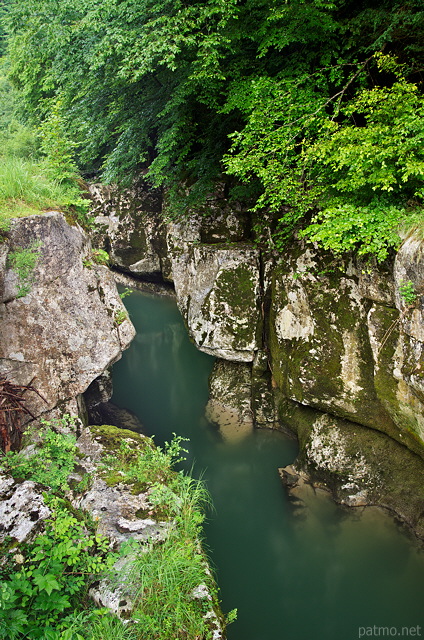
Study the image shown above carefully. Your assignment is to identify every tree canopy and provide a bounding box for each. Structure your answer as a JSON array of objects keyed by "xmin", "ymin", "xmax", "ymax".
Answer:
[{"xmin": 2, "ymin": 0, "xmax": 424, "ymax": 258}]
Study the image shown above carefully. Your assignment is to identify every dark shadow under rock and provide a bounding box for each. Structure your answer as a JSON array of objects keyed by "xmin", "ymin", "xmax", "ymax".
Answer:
[{"xmin": 88, "ymin": 401, "xmax": 144, "ymax": 433}]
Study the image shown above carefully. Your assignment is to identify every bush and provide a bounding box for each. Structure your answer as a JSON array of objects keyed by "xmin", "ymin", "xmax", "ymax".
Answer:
[
  {"xmin": 1, "ymin": 416, "xmax": 77, "ymax": 490},
  {"xmin": 0, "ymin": 497, "xmax": 117, "ymax": 640}
]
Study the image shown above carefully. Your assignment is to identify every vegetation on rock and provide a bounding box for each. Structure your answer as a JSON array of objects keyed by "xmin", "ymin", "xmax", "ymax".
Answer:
[{"xmin": 0, "ymin": 418, "xmax": 226, "ymax": 640}]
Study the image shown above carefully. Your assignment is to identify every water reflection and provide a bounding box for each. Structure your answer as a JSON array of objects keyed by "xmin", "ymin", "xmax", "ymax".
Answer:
[{"xmin": 112, "ymin": 290, "xmax": 424, "ymax": 640}]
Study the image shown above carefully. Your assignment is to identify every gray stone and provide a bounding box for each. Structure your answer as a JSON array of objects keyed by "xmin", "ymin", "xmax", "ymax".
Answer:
[
  {"xmin": 0, "ymin": 213, "xmax": 135, "ymax": 422},
  {"xmin": 89, "ymin": 551, "xmax": 138, "ymax": 617},
  {"xmin": 287, "ymin": 409, "xmax": 424, "ymax": 538},
  {"xmin": 0, "ymin": 476, "xmax": 51, "ymax": 542},
  {"xmin": 169, "ymin": 232, "xmax": 262, "ymax": 361},
  {"xmin": 269, "ymin": 241, "xmax": 424, "ymax": 456},
  {"xmin": 88, "ymin": 182, "xmax": 167, "ymax": 278},
  {"xmin": 76, "ymin": 476, "xmax": 172, "ymax": 545}
]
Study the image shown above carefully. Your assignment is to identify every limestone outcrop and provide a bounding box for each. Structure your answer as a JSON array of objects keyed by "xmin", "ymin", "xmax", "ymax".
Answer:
[
  {"xmin": 0, "ymin": 212, "xmax": 135, "ymax": 423},
  {"xmin": 268, "ymin": 242, "xmax": 424, "ymax": 457},
  {"xmin": 0, "ymin": 475, "xmax": 51, "ymax": 543},
  {"xmin": 168, "ymin": 223, "xmax": 262, "ymax": 361}
]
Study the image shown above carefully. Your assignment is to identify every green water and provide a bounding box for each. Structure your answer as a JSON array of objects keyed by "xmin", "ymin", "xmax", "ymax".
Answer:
[{"xmin": 112, "ymin": 290, "xmax": 424, "ymax": 640}]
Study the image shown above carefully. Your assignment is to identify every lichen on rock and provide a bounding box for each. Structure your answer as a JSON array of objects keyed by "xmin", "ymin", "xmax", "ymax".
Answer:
[{"xmin": 170, "ymin": 237, "xmax": 262, "ymax": 361}]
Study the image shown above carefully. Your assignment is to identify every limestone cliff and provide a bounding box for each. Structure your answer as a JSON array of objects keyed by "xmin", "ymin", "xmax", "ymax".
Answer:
[{"xmin": 0, "ymin": 212, "xmax": 135, "ymax": 425}]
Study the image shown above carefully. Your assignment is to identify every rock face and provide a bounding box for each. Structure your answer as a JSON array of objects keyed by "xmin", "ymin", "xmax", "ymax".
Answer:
[
  {"xmin": 268, "ymin": 241, "xmax": 424, "ymax": 458},
  {"xmin": 89, "ymin": 182, "xmax": 167, "ymax": 279},
  {"xmin": 90, "ymin": 185, "xmax": 424, "ymax": 536},
  {"xmin": 0, "ymin": 213, "xmax": 135, "ymax": 423},
  {"xmin": 0, "ymin": 475, "xmax": 51, "ymax": 543},
  {"xmin": 74, "ymin": 426, "xmax": 172, "ymax": 546},
  {"xmin": 280, "ymin": 407, "xmax": 424, "ymax": 538},
  {"xmin": 91, "ymin": 185, "xmax": 262, "ymax": 360},
  {"xmin": 168, "ymin": 226, "xmax": 262, "ymax": 361}
]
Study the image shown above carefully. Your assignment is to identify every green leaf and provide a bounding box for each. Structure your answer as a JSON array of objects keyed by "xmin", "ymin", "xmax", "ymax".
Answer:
[{"xmin": 33, "ymin": 573, "xmax": 61, "ymax": 596}]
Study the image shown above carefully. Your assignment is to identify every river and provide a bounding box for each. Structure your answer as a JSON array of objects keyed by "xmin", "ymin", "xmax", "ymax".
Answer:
[{"xmin": 111, "ymin": 289, "xmax": 424, "ymax": 640}]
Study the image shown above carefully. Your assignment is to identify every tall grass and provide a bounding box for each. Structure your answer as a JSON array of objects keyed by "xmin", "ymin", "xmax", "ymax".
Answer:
[
  {"xmin": 99, "ymin": 435, "xmax": 219, "ymax": 640},
  {"xmin": 128, "ymin": 476, "xmax": 216, "ymax": 640},
  {"xmin": 0, "ymin": 156, "xmax": 90, "ymax": 230},
  {"xmin": 130, "ymin": 537, "xmax": 212, "ymax": 639}
]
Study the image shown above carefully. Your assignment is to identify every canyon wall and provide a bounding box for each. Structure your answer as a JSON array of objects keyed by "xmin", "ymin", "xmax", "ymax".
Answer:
[{"xmin": 90, "ymin": 183, "xmax": 424, "ymax": 536}]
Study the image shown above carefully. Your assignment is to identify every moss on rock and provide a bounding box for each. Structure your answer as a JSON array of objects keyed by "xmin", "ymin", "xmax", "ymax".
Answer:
[
  {"xmin": 89, "ymin": 424, "xmax": 152, "ymax": 454},
  {"xmin": 275, "ymin": 399, "xmax": 424, "ymax": 539},
  {"xmin": 268, "ymin": 248, "xmax": 409, "ymax": 449}
]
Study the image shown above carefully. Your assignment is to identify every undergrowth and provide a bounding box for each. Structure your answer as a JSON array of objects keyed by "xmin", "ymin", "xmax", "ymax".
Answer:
[
  {"xmin": 7, "ymin": 241, "xmax": 42, "ymax": 298},
  {"xmin": 0, "ymin": 421, "xmax": 230, "ymax": 640}
]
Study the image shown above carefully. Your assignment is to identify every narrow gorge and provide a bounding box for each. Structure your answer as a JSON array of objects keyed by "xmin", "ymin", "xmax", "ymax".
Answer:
[
  {"xmin": 88, "ymin": 180, "xmax": 424, "ymax": 539},
  {"xmin": 0, "ymin": 183, "xmax": 423, "ymax": 639}
]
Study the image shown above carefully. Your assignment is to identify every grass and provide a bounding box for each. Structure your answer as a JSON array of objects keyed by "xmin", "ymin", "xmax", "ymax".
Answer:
[
  {"xmin": 97, "ymin": 433, "xmax": 222, "ymax": 640},
  {"xmin": 121, "ymin": 475, "xmax": 217, "ymax": 640},
  {"xmin": 0, "ymin": 156, "xmax": 90, "ymax": 233},
  {"xmin": 129, "ymin": 536, "xmax": 213, "ymax": 639}
]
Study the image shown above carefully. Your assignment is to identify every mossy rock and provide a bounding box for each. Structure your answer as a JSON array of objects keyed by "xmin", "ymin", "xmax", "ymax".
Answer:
[
  {"xmin": 286, "ymin": 408, "xmax": 424, "ymax": 539},
  {"xmin": 89, "ymin": 424, "xmax": 153, "ymax": 454},
  {"xmin": 268, "ymin": 252, "xmax": 407, "ymax": 445}
]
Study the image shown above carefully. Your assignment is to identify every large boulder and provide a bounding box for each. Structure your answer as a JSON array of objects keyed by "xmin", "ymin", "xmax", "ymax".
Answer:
[{"xmin": 0, "ymin": 213, "xmax": 135, "ymax": 422}]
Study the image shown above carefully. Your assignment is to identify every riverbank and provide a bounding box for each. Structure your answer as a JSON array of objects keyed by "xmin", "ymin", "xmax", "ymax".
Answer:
[{"xmin": 0, "ymin": 418, "xmax": 226, "ymax": 640}]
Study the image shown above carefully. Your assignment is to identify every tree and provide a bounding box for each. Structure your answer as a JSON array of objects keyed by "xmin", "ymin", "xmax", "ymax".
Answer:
[{"xmin": 3, "ymin": 0, "xmax": 424, "ymax": 258}]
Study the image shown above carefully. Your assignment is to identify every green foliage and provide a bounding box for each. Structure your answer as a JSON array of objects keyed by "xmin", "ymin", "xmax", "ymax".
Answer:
[
  {"xmin": 7, "ymin": 241, "xmax": 41, "ymax": 298},
  {"xmin": 38, "ymin": 100, "xmax": 79, "ymax": 183},
  {"xmin": 0, "ymin": 498, "xmax": 117, "ymax": 640},
  {"xmin": 225, "ymin": 57, "xmax": 424, "ymax": 260},
  {"xmin": 92, "ymin": 249, "xmax": 109, "ymax": 266},
  {"xmin": 113, "ymin": 309, "xmax": 128, "ymax": 326},
  {"xmin": 83, "ymin": 249, "xmax": 110, "ymax": 269},
  {"xmin": 1, "ymin": 416, "xmax": 77, "ymax": 490},
  {"xmin": 0, "ymin": 414, "xmax": 122, "ymax": 640},
  {"xmin": 399, "ymin": 280, "xmax": 418, "ymax": 306},
  {"xmin": 119, "ymin": 287, "xmax": 132, "ymax": 300},
  {"xmin": 0, "ymin": 416, "xmax": 231, "ymax": 639},
  {"xmin": 299, "ymin": 200, "xmax": 404, "ymax": 261},
  {"xmin": 0, "ymin": 56, "xmax": 91, "ymax": 230},
  {"xmin": 0, "ymin": 411, "xmax": 228, "ymax": 640},
  {"xmin": 0, "ymin": 65, "xmax": 39, "ymax": 159},
  {"xmin": 5, "ymin": 0, "xmax": 423, "ymax": 257},
  {"xmin": 83, "ymin": 614, "xmax": 138, "ymax": 640},
  {"xmin": 94, "ymin": 432, "xmax": 227, "ymax": 640}
]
